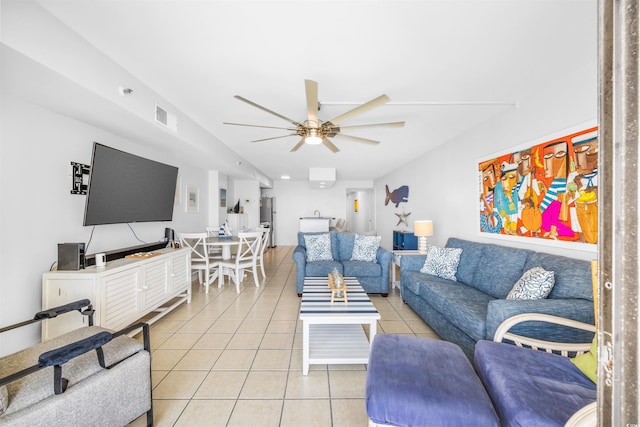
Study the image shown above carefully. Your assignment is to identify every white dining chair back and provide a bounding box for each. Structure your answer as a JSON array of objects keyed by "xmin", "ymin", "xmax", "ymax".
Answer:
[
  {"xmin": 255, "ymin": 226, "xmax": 271, "ymax": 278},
  {"xmin": 204, "ymin": 226, "xmax": 224, "ymax": 259},
  {"xmin": 177, "ymin": 232, "xmax": 218, "ymax": 293},
  {"xmin": 215, "ymin": 231, "xmax": 262, "ymax": 293}
]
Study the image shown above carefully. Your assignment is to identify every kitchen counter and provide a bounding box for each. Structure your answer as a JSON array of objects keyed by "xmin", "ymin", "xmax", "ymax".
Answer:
[{"xmin": 299, "ymin": 217, "xmax": 334, "ymax": 232}]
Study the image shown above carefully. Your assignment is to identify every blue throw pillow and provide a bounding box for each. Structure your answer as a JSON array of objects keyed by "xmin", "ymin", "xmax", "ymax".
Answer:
[
  {"xmin": 420, "ymin": 246, "xmax": 463, "ymax": 281},
  {"xmin": 304, "ymin": 233, "xmax": 333, "ymax": 262},
  {"xmin": 506, "ymin": 267, "xmax": 555, "ymax": 299},
  {"xmin": 351, "ymin": 235, "xmax": 381, "ymax": 262}
]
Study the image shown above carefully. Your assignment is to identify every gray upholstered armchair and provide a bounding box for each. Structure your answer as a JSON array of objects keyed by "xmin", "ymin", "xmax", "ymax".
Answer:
[{"xmin": 0, "ymin": 300, "xmax": 153, "ymax": 426}]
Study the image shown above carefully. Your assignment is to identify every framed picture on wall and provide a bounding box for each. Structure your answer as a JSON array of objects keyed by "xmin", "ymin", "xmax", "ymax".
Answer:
[
  {"xmin": 220, "ymin": 188, "xmax": 227, "ymax": 208},
  {"xmin": 186, "ymin": 185, "xmax": 199, "ymax": 213},
  {"xmin": 477, "ymin": 121, "xmax": 597, "ymax": 251}
]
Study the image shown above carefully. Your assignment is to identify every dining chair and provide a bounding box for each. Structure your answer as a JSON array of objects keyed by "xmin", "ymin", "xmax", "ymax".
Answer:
[
  {"xmin": 255, "ymin": 226, "xmax": 271, "ymax": 278},
  {"xmin": 177, "ymin": 232, "xmax": 218, "ymax": 293},
  {"xmin": 214, "ymin": 231, "xmax": 262, "ymax": 293},
  {"xmin": 205, "ymin": 226, "xmax": 224, "ymax": 260}
]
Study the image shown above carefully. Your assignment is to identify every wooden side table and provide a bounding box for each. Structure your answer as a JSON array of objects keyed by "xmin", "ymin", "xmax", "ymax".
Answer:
[{"xmin": 391, "ymin": 250, "xmax": 423, "ymax": 293}]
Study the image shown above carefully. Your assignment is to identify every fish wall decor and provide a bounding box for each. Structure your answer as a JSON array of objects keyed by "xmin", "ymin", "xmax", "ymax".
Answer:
[{"xmin": 385, "ymin": 185, "xmax": 409, "ymax": 207}]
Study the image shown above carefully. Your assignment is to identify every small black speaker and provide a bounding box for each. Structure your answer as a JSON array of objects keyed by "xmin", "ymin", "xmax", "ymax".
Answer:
[
  {"xmin": 164, "ymin": 228, "xmax": 175, "ymax": 246},
  {"xmin": 58, "ymin": 243, "xmax": 86, "ymax": 271}
]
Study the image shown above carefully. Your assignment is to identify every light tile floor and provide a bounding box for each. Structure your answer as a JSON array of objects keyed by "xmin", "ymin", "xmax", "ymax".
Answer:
[{"xmin": 131, "ymin": 246, "xmax": 439, "ymax": 426}]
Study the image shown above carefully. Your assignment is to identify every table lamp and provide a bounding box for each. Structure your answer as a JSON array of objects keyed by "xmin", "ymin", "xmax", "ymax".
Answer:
[{"xmin": 414, "ymin": 220, "xmax": 433, "ymax": 254}]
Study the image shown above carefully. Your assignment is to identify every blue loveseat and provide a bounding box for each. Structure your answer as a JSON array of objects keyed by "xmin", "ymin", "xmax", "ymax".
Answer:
[
  {"xmin": 400, "ymin": 237, "xmax": 595, "ymax": 358},
  {"xmin": 292, "ymin": 231, "xmax": 393, "ymax": 296}
]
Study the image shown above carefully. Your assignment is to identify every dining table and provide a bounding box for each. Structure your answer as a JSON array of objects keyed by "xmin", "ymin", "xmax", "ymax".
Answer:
[{"xmin": 205, "ymin": 235, "xmax": 240, "ymax": 260}]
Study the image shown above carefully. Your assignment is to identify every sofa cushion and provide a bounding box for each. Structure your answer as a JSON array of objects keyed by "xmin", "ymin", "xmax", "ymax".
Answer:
[
  {"xmin": 418, "ymin": 278, "xmax": 494, "ymax": 322},
  {"xmin": 446, "ymin": 238, "xmax": 485, "ymax": 285},
  {"xmin": 335, "ymin": 232, "xmax": 355, "ymax": 261},
  {"xmin": 524, "ymin": 252, "xmax": 593, "ymax": 300},
  {"xmin": 442, "ymin": 294, "xmax": 494, "ymax": 342},
  {"xmin": 351, "ymin": 235, "xmax": 381, "ymax": 262},
  {"xmin": 475, "ymin": 340, "xmax": 596, "ymax": 426},
  {"xmin": 401, "ymin": 270, "xmax": 429, "ymax": 297},
  {"xmin": 304, "ymin": 233, "xmax": 333, "ymax": 261},
  {"xmin": 420, "ymin": 246, "xmax": 462, "ymax": 281},
  {"xmin": 342, "ymin": 260, "xmax": 382, "ymax": 277},
  {"xmin": 305, "ymin": 260, "xmax": 343, "ymax": 277},
  {"xmin": 507, "ymin": 267, "xmax": 555, "ymax": 300},
  {"xmin": 472, "ymin": 244, "xmax": 531, "ymax": 299}
]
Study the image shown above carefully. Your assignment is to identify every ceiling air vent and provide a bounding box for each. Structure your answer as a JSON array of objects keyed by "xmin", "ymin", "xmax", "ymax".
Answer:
[{"xmin": 155, "ymin": 103, "xmax": 178, "ymax": 132}]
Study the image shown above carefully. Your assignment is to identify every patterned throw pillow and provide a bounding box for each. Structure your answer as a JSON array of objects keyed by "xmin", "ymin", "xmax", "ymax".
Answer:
[
  {"xmin": 351, "ymin": 235, "xmax": 381, "ymax": 262},
  {"xmin": 420, "ymin": 246, "xmax": 463, "ymax": 281},
  {"xmin": 304, "ymin": 233, "xmax": 333, "ymax": 262},
  {"xmin": 506, "ymin": 267, "xmax": 555, "ymax": 300}
]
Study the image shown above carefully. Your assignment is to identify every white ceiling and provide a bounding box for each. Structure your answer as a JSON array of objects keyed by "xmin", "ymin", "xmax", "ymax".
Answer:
[{"xmin": 34, "ymin": 0, "xmax": 596, "ymax": 183}]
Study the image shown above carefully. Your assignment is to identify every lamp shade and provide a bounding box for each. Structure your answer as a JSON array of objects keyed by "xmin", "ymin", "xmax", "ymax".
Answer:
[{"xmin": 414, "ymin": 220, "xmax": 434, "ymax": 237}]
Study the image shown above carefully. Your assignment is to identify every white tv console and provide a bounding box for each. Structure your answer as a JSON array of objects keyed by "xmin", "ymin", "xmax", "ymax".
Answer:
[{"xmin": 42, "ymin": 247, "xmax": 191, "ymax": 340}]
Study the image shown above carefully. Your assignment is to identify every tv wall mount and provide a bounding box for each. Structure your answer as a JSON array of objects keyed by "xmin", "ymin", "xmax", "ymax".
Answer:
[{"xmin": 71, "ymin": 162, "xmax": 90, "ymax": 195}]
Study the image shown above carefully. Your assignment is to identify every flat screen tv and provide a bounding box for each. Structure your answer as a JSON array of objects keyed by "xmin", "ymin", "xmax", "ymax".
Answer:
[{"xmin": 83, "ymin": 143, "xmax": 179, "ymax": 226}]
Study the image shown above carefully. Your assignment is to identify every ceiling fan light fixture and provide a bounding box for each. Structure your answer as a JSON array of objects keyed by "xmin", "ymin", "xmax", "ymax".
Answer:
[
  {"xmin": 305, "ymin": 128, "xmax": 322, "ymax": 145},
  {"xmin": 305, "ymin": 136, "xmax": 323, "ymax": 145}
]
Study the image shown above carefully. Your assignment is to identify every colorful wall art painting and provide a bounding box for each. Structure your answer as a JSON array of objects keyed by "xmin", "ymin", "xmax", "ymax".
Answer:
[{"xmin": 478, "ymin": 124, "xmax": 598, "ymax": 247}]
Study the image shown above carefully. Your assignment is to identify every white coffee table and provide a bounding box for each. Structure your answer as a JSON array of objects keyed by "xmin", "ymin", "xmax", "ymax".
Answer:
[{"xmin": 299, "ymin": 276, "xmax": 381, "ymax": 375}]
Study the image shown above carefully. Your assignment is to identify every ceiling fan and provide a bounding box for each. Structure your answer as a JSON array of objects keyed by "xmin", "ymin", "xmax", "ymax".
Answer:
[{"xmin": 224, "ymin": 79, "xmax": 404, "ymax": 153}]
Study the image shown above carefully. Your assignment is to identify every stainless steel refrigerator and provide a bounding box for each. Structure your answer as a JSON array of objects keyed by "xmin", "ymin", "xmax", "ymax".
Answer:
[{"xmin": 260, "ymin": 197, "xmax": 276, "ymax": 248}]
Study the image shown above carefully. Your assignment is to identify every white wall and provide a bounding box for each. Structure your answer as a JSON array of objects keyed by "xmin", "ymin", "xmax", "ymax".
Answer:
[
  {"xmin": 0, "ymin": 94, "xmax": 210, "ymax": 355},
  {"xmin": 375, "ymin": 53, "xmax": 598, "ymax": 260},
  {"xmin": 265, "ymin": 179, "xmax": 373, "ymax": 246},
  {"xmin": 231, "ymin": 179, "xmax": 261, "ymax": 228}
]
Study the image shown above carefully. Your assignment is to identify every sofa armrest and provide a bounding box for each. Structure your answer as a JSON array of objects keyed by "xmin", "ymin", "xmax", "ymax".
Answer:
[
  {"xmin": 293, "ymin": 246, "xmax": 306, "ymax": 265},
  {"xmin": 376, "ymin": 247, "xmax": 393, "ymax": 267},
  {"xmin": 399, "ymin": 254, "xmax": 426, "ymax": 272},
  {"xmin": 486, "ymin": 298, "xmax": 595, "ymax": 343}
]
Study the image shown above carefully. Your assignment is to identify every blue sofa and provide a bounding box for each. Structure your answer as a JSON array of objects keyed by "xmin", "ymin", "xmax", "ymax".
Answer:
[
  {"xmin": 400, "ymin": 237, "xmax": 595, "ymax": 358},
  {"xmin": 292, "ymin": 231, "xmax": 393, "ymax": 296}
]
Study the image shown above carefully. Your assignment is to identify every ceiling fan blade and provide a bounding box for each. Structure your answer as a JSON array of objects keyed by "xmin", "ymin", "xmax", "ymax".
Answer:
[
  {"xmin": 223, "ymin": 122, "xmax": 296, "ymax": 131},
  {"xmin": 326, "ymin": 94, "xmax": 390, "ymax": 125},
  {"xmin": 251, "ymin": 134, "xmax": 298, "ymax": 143},
  {"xmin": 234, "ymin": 95, "xmax": 303, "ymax": 127},
  {"xmin": 334, "ymin": 133, "xmax": 381, "ymax": 145},
  {"xmin": 290, "ymin": 138, "xmax": 306, "ymax": 152},
  {"xmin": 305, "ymin": 79, "xmax": 319, "ymax": 126},
  {"xmin": 336, "ymin": 121, "xmax": 405, "ymax": 130},
  {"xmin": 322, "ymin": 137, "xmax": 340, "ymax": 153}
]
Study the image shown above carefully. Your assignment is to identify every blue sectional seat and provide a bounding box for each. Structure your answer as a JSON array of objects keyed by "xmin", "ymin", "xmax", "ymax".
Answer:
[
  {"xmin": 474, "ymin": 340, "xmax": 597, "ymax": 426},
  {"xmin": 366, "ymin": 334, "xmax": 499, "ymax": 427},
  {"xmin": 292, "ymin": 231, "xmax": 393, "ymax": 296},
  {"xmin": 366, "ymin": 334, "xmax": 596, "ymax": 427},
  {"xmin": 400, "ymin": 237, "xmax": 595, "ymax": 358}
]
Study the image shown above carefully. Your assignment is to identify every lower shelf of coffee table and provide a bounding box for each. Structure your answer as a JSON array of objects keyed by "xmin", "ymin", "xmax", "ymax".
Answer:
[{"xmin": 308, "ymin": 323, "xmax": 371, "ymax": 365}]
